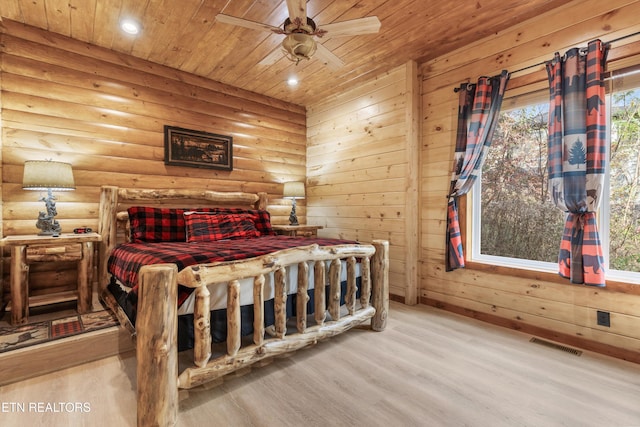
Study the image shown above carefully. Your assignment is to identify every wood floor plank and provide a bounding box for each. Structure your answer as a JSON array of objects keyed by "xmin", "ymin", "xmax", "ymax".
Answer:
[{"xmin": 0, "ymin": 302, "xmax": 639, "ymax": 426}]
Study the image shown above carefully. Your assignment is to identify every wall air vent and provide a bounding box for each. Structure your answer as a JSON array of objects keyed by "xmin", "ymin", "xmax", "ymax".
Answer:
[{"xmin": 529, "ymin": 337, "xmax": 583, "ymax": 356}]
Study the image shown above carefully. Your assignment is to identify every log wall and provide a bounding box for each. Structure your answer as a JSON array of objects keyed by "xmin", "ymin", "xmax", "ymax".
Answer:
[
  {"xmin": 420, "ymin": 0, "xmax": 640, "ymax": 360},
  {"xmin": 0, "ymin": 19, "xmax": 306, "ymax": 297},
  {"xmin": 306, "ymin": 62, "xmax": 420, "ymax": 302}
]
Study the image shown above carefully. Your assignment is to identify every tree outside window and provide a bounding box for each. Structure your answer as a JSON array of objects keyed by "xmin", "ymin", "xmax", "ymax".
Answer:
[{"xmin": 609, "ymin": 89, "xmax": 640, "ymax": 272}]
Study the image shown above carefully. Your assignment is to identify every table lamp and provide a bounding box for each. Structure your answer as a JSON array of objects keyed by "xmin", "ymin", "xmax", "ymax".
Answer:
[
  {"xmin": 22, "ymin": 160, "xmax": 75, "ymax": 236},
  {"xmin": 283, "ymin": 181, "xmax": 305, "ymax": 226}
]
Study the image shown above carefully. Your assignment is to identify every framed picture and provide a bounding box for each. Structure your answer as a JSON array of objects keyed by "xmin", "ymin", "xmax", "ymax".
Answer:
[{"xmin": 164, "ymin": 125, "xmax": 233, "ymax": 171}]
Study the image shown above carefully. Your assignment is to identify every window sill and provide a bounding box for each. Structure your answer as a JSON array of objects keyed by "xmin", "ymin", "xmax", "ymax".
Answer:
[{"xmin": 465, "ymin": 261, "xmax": 640, "ymax": 296}]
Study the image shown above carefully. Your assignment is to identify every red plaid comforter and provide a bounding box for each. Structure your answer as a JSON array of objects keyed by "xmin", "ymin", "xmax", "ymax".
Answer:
[{"xmin": 108, "ymin": 235, "xmax": 358, "ymax": 307}]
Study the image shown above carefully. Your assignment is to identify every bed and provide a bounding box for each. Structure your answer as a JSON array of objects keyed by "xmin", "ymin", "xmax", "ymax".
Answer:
[{"xmin": 96, "ymin": 185, "xmax": 389, "ymax": 426}]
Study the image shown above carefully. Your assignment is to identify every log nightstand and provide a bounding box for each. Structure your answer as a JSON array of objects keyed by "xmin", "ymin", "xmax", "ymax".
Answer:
[
  {"xmin": 272, "ymin": 225, "xmax": 323, "ymax": 237},
  {"xmin": 1, "ymin": 233, "xmax": 101, "ymax": 325}
]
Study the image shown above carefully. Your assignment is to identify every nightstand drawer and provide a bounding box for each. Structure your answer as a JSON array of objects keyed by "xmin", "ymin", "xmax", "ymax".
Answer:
[{"xmin": 26, "ymin": 243, "xmax": 83, "ymax": 262}]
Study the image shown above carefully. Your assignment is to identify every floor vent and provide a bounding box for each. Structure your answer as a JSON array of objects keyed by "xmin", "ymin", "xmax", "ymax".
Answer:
[{"xmin": 529, "ymin": 337, "xmax": 583, "ymax": 356}]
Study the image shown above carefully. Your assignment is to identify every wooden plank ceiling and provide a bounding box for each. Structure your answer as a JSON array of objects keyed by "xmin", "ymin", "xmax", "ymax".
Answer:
[{"xmin": 0, "ymin": 0, "xmax": 572, "ymax": 107}]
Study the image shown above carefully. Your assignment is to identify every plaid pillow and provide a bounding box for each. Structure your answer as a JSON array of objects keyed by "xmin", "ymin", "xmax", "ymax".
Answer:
[
  {"xmin": 128, "ymin": 207, "xmax": 275, "ymax": 243},
  {"xmin": 184, "ymin": 212, "xmax": 261, "ymax": 243},
  {"xmin": 211, "ymin": 208, "xmax": 276, "ymax": 236},
  {"xmin": 250, "ymin": 210, "xmax": 277, "ymax": 236},
  {"xmin": 127, "ymin": 207, "xmax": 215, "ymax": 243}
]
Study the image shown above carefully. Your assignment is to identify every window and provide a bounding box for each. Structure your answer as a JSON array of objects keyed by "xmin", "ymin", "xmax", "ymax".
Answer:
[{"xmin": 471, "ymin": 71, "xmax": 640, "ymax": 283}]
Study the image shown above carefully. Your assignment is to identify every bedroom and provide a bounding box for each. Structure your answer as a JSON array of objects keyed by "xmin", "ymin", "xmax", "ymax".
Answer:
[{"xmin": 0, "ymin": 0, "xmax": 639, "ymax": 425}]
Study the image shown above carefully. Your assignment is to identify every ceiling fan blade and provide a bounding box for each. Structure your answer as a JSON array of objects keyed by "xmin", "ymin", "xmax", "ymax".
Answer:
[
  {"xmin": 258, "ymin": 47, "xmax": 286, "ymax": 66},
  {"xmin": 319, "ymin": 16, "xmax": 381, "ymax": 38},
  {"xmin": 286, "ymin": 0, "xmax": 307, "ymax": 23},
  {"xmin": 314, "ymin": 43, "xmax": 344, "ymax": 70},
  {"xmin": 215, "ymin": 14, "xmax": 281, "ymax": 33}
]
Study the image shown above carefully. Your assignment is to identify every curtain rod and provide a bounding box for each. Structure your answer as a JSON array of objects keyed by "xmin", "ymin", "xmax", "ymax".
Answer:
[{"xmin": 453, "ymin": 30, "xmax": 640, "ymax": 92}]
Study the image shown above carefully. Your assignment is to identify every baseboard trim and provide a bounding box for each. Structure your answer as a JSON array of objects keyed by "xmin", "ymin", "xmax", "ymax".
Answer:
[
  {"xmin": 420, "ymin": 297, "xmax": 640, "ymax": 365},
  {"xmin": 390, "ymin": 293, "xmax": 405, "ymax": 304}
]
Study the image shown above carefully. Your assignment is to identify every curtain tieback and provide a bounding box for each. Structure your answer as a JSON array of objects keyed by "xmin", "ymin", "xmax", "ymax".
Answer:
[{"xmin": 570, "ymin": 212, "xmax": 587, "ymax": 238}]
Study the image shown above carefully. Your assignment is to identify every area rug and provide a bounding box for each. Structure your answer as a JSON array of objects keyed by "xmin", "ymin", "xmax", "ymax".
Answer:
[{"xmin": 0, "ymin": 310, "xmax": 118, "ymax": 353}]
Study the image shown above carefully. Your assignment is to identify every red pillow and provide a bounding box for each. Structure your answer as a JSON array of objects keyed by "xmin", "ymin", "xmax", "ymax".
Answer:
[
  {"xmin": 127, "ymin": 206, "xmax": 191, "ymax": 243},
  {"xmin": 184, "ymin": 212, "xmax": 261, "ymax": 243}
]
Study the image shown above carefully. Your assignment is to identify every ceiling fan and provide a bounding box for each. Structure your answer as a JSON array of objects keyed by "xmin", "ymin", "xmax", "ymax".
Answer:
[{"xmin": 215, "ymin": 0, "xmax": 381, "ymax": 69}]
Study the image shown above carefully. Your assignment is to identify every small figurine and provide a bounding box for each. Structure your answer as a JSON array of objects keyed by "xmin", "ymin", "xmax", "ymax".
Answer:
[{"xmin": 35, "ymin": 195, "xmax": 62, "ymax": 236}]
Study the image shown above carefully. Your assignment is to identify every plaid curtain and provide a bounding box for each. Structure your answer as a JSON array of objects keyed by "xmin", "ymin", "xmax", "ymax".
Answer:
[
  {"xmin": 546, "ymin": 40, "xmax": 608, "ymax": 286},
  {"xmin": 446, "ymin": 71, "xmax": 509, "ymax": 271}
]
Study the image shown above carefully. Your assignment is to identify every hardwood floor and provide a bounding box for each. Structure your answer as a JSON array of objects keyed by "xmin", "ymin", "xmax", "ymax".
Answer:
[{"xmin": 1, "ymin": 302, "xmax": 639, "ymax": 427}]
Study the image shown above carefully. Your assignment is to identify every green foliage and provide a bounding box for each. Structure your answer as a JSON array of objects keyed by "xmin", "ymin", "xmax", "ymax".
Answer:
[
  {"xmin": 609, "ymin": 90, "xmax": 640, "ymax": 272},
  {"xmin": 481, "ymin": 198, "xmax": 564, "ymax": 262}
]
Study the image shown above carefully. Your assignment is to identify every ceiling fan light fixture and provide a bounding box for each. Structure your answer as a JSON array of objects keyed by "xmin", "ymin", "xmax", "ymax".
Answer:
[{"xmin": 282, "ymin": 33, "xmax": 317, "ymax": 64}]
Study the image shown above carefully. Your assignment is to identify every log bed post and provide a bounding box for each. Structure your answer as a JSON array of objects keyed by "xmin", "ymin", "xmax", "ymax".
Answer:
[
  {"xmin": 274, "ymin": 267, "xmax": 287, "ymax": 339},
  {"xmin": 193, "ymin": 286, "xmax": 211, "ymax": 367},
  {"xmin": 296, "ymin": 261, "xmax": 309, "ymax": 333},
  {"xmin": 253, "ymin": 275, "xmax": 265, "ymax": 346},
  {"xmin": 136, "ymin": 263, "xmax": 179, "ymax": 427},
  {"xmin": 328, "ymin": 259, "xmax": 341, "ymax": 321},
  {"xmin": 360, "ymin": 256, "xmax": 371, "ymax": 309},
  {"xmin": 227, "ymin": 280, "xmax": 241, "ymax": 357},
  {"xmin": 314, "ymin": 260, "xmax": 326, "ymax": 326},
  {"xmin": 371, "ymin": 240, "xmax": 389, "ymax": 331},
  {"xmin": 256, "ymin": 192, "xmax": 268, "ymax": 210},
  {"xmin": 345, "ymin": 257, "xmax": 357, "ymax": 315},
  {"xmin": 98, "ymin": 185, "xmax": 118, "ymax": 292}
]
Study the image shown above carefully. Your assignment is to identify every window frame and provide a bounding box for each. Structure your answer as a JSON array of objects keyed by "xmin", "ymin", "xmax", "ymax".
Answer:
[{"xmin": 467, "ymin": 69, "xmax": 640, "ymax": 286}]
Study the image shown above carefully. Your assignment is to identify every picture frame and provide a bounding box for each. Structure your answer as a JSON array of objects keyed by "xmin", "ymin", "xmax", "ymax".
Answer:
[{"xmin": 164, "ymin": 125, "xmax": 233, "ymax": 171}]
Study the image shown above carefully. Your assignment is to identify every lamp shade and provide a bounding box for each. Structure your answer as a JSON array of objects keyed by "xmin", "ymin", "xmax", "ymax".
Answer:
[
  {"xmin": 22, "ymin": 160, "xmax": 75, "ymax": 191},
  {"xmin": 283, "ymin": 181, "xmax": 305, "ymax": 199}
]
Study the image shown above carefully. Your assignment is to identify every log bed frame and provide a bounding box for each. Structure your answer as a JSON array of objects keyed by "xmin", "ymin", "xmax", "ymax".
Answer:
[{"xmin": 96, "ymin": 186, "xmax": 389, "ymax": 426}]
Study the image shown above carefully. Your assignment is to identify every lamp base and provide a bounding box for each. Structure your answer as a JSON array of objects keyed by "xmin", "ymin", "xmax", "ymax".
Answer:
[
  {"xmin": 36, "ymin": 213, "xmax": 61, "ymax": 236},
  {"xmin": 288, "ymin": 199, "xmax": 299, "ymax": 226},
  {"xmin": 35, "ymin": 190, "xmax": 62, "ymax": 236}
]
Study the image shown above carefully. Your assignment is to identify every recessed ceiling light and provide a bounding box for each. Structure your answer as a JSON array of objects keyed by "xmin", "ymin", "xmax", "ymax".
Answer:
[
  {"xmin": 120, "ymin": 19, "xmax": 141, "ymax": 35},
  {"xmin": 287, "ymin": 77, "xmax": 299, "ymax": 86}
]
